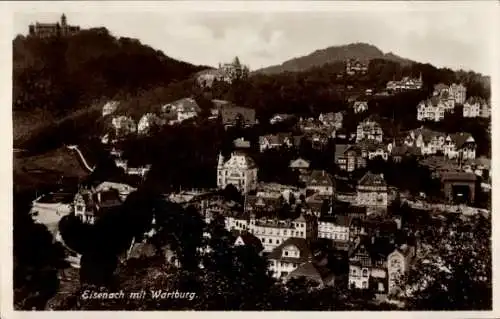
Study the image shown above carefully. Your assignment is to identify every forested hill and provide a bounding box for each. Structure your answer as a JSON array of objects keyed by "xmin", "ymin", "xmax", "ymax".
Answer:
[
  {"xmin": 254, "ymin": 42, "xmax": 415, "ymax": 75},
  {"xmin": 13, "ymin": 27, "xmax": 208, "ymax": 116}
]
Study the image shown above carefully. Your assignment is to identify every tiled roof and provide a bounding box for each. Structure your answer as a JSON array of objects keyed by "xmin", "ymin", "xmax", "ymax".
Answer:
[
  {"xmin": 236, "ymin": 231, "xmax": 264, "ymax": 252},
  {"xmin": 356, "ymin": 139, "xmax": 385, "ymax": 152},
  {"xmin": 267, "ymin": 237, "xmax": 312, "ymax": 262},
  {"xmin": 335, "ymin": 144, "xmax": 351, "ymax": 159},
  {"xmin": 358, "ymin": 171, "xmax": 387, "ymax": 187},
  {"xmin": 448, "ymin": 132, "xmax": 474, "ymax": 149},
  {"xmin": 306, "ymin": 170, "xmax": 335, "ymax": 187},
  {"xmin": 287, "ymin": 262, "xmax": 335, "ymax": 285},
  {"xmin": 391, "ymin": 144, "xmax": 421, "ymax": 157},
  {"xmin": 440, "ymin": 171, "xmax": 477, "ymax": 182}
]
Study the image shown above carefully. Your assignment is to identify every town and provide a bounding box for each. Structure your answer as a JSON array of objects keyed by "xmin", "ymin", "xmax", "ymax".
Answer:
[{"xmin": 13, "ymin": 13, "xmax": 492, "ymax": 311}]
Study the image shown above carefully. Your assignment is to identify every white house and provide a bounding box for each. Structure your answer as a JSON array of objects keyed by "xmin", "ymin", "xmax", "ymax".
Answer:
[
  {"xmin": 317, "ymin": 215, "xmax": 350, "ymax": 242},
  {"xmin": 353, "ymin": 101, "xmax": 369, "ymax": 114},
  {"xmin": 356, "ymin": 116, "xmax": 383, "ymax": 143},
  {"xmin": 137, "ymin": 112, "xmax": 165, "ymax": 135},
  {"xmin": 248, "ymin": 214, "xmax": 317, "ymax": 253},
  {"xmin": 111, "ymin": 115, "xmax": 136, "ymax": 137},
  {"xmin": 267, "ymin": 237, "xmax": 313, "ymax": 279},
  {"xmin": 217, "ymin": 151, "xmax": 258, "ymax": 194},
  {"xmin": 463, "ymin": 97, "xmax": 488, "ymax": 118},
  {"xmin": 356, "ymin": 172, "xmax": 388, "ymax": 210},
  {"xmin": 102, "ymin": 100, "xmax": 119, "ymax": 117},
  {"xmin": 417, "ymin": 97, "xmax": 448, "ymax": 122},
  {"xmin": 162, "ymin": 97, "xmax": 201, "ymax": 123}
]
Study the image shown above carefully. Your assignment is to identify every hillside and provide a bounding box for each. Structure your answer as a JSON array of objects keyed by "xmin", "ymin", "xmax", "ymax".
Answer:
[
  {"xmin": 254, "ymin": 42, "xmax": 414, "ymax": 75},
  {"xmin": 13, "ymin": 27, "xmax": 207, "ymax": 141}
]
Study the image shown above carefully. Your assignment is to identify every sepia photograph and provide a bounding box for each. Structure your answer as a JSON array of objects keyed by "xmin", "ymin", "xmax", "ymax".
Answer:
[{"xmin": 8, "ymin": 0, "xmax": 497, "ymax": 314}]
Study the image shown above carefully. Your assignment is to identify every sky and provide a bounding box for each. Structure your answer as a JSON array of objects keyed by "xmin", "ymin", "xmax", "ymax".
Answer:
[{"xmin": 10, "ymin": 1, "xmax": 499, "ymax": 75}]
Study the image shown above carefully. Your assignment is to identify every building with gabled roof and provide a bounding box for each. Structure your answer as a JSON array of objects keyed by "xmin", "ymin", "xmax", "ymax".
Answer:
[
  {"xmin": 305, "ymin": 170, "xmax": 335, "ymax": 196},
  {"xmin": 217, "ymin": 151, "xmax": 258, "ymax": 194},
  {"xmin": 463, "ymin": 96, "xmax": 489, "ymax": 118},
  {"xmin": 444, "ymin": 132, "xmax": 476, "ymax": 160},
  {"xmin": 387, "ymin": 244, "xmax": 416, "ymax": 295},
  {"xmin": 267, "ymin": 237, "xmax": 313, "ymax": 279},
  {"xmin": 233, "ymin": 230, "xmax": 264, "ymax": 254},
  {"xmin": 356, "ymin": 172, "xmax": 388, "ymax": 211},
  {"xmin": 356, "ymin": 116, "xmax": 383, "ymax": 143},
  {"xmin": 161, "ymin": 97, "xmax": 201, "ymax": 123}
]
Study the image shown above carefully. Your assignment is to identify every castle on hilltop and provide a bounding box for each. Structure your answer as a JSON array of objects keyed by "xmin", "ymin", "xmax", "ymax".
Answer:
[{"xmin": 28, "ymin": 14, "xmax": 81, "ymax": 38}]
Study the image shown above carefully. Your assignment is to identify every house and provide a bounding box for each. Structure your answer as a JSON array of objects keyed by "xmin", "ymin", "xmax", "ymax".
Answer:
[
  {"xmin": 137, "ymin": 112, "xmax": 165, "ymax": 135},
  {"xmin": 219, "ymin": 105, "xmax": 257, "ymax": 128},
  {"xmin": 440, "ymin": 171, "xmax": 477, "ymax": 205},
  {"xmin": 386, "ymin": 74, "xmax": 423, "ymax": 92},
  {"xmin": 217, "ymin": 151, "xmax": 258, "ymax": 194},
  {"xmin": 249, "ymin": 214, "xmax": 317, "ymax": 253},
  {"xmin": 305, "ymin": 131, "xmax": 332, "ymax": 150},
  {"xmin": 463, "ymin": 97, "xmax": 488, "ymax": 118},
  {"xmin": 161, "ymin": 97, "xmax": 201, "ymax": 123},
  {"xmin": 448, "ymin": 83, "xmax": 467, "ymax": 104},
  {"xmin": 233, "ymin": 231, "xmax": 264, "ymax": 255},
  {"xmin": 433, "ymin": 83, "xmax": 449, "ymax": 97},
  {"xmin": 356, "ymin": 172, "xmax": 388, "ymax": 211},
  {"xmin": 318, "ymin": 112, "xmax": 343, "ymax": 130},
  {"xmin": 269, "ymin": 113, "xmax": 295, "ymax": 124},
  {"xmin": 94, "ymin": 181, "xmax": 136, "ymax": 201},
  {"xmin": 259, "ymin": 133, "xmax": 296, "ymax": 152},
  {"xmin": 353, "ymin": 100, "xmax": 369, "ymax": 114},
  {"xmin": 289, "ymin": 158, "xmax": 311, "ymax": 172},
  {"xmin": 111, "ymin": 115, "xmax": 137, "ymax": 138},
  {"xmin": 356, "ymin": 116, "xmax": 383, "ymax": 143},
  {"xmin": 444, "ymin": 132, "xmax": 476, "ymax": 160},
  {"xmin": 356, "ymin": 139, "xmax": 389, "ymax": 161},
  {"xmin": 244, "ymin": 195, "xmax": 285, "ymax": 215},
  {"xmin": 267, "ymin": 237, "xmax": 313, "ymax": 279},
  {"xmin": 404, "ymin": 127, "xmax": 447, "ymax": 156},
  {"xmin": 73, "ymin": 188, "xmax": 122, "ymax": 224},
  {"xmin": 102, "ymin": 100, "xmax": 119, "ymax": 117},
  {"xmin": 387, "ymin": 244, "xmax": 416, "ymax": 295},
  {"xmin": 318, "ymin": 215, "xmax": 350, "ymax": 242},
  {"xmin": 348, "ymin": 239, "xmax": 388, "ymax": 292},
  {"xmin": 346, "ymin": 59, "xmax": 368, "ymax": 75},
  {"xmin": 305, "ymin": 170, "xmax": 335, "ymax": 196},
  {"xmin": 417, "ymin": 97, "xmax": 449, "ymax": 122},
  {"xmin": 233, "ymin": 137, "xmax": 251, "ymax": 149},
  {"xmin": 388, "ymin": 144, "xmax": 421, "ymax": 163},
  {"xmin": 335, "ymin": 144, "xmax": 366, "ymax": 172}
]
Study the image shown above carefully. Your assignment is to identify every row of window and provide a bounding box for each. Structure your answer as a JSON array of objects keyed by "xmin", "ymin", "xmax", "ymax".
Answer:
[{"xmin": 319, "ymin": 232, "xmax": 347, "ymax": 240}]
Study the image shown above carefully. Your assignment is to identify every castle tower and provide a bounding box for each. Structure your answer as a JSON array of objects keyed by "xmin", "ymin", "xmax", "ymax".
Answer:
[{"xmin": 61, "ymin": 14, "xmax": 67, "ymax": 27}]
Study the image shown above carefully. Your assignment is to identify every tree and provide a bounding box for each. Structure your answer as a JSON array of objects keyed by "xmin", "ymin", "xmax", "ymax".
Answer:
[
  {"xmin": 403, "ymin": 214, "xmax": 491, "ymax": 310},
  {"xmin": 14, "ymin": 196, "xmax": 68, "ymax": 310}
]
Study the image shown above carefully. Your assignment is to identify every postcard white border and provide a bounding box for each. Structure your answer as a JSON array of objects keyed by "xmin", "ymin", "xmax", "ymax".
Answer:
[{"xmin": 1, "ymin": 1, "xmax": 499, "ymax": 319}]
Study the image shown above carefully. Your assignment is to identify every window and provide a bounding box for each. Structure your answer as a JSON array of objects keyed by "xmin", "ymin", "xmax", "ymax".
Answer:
[
  {"xmin": 276, "ymin": 239, "xmax": 280, "ymax": 244},
  {"xmin": 351, "ymin": 268, "xmax": 357, "ymax": 276},
  {"xmin": 268, "ymin": 238, "xmax": 272, "ymax": 243},
  {"xmin": 284, "ymin": 251, "xmax": 289, "ymax": 256},
  {"xmin": 362, "ymin": 269, "xmax": 368, "ymax": 277},
  {"xmin": 362, "ymin": 281, "xmax": 368, "ymax": 289}
]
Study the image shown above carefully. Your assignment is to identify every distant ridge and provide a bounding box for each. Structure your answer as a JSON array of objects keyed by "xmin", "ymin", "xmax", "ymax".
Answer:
[{"xmin": 254, "ymin": 42, "xmax": 415, "ymax": 75}]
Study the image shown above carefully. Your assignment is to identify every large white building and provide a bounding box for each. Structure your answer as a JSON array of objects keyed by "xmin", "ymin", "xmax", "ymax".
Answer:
[
  {"xmin": 463, "ymin": 97, "xmax": 489, "ymax": 118},
  {"xmin": 217, "ymin": 151, "xmax": 258, "ymax": 194},
  {"xmin": 356, "ymin": 172, "xmax": 388, "ymax": 210},
  {"xmin": 416, "ymin": 97, "xmax": 453, "ymax": 122},
  {"xmin": 387, "ymin": 245, "xmax": 416, "ymax": 295},
  {"xmin": 355, "ymin": 116, "xmax": 383, "ymax": 143}
]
